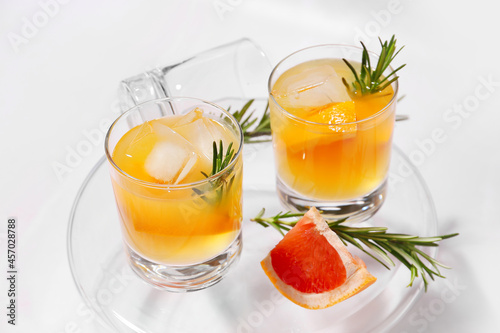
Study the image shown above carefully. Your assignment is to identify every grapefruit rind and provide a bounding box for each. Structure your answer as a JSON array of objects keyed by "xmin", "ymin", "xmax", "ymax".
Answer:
[{"xmin": 260, "ymin": 207, "xmax": 376, "ymax": 310}]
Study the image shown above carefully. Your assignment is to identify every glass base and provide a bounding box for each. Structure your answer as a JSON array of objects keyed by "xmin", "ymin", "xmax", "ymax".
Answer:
[
  {"xmin": 276, "ymin": 178, "xmax": 387, "ymax": 223},
  {"xmin": 125, "ymin": 233, "xmax": 242, "ymax": 292}
]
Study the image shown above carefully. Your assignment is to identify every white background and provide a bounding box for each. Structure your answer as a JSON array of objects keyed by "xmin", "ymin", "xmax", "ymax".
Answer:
[{"xmin": 1, "ymin": 0, "xmax": 499, "ymax": 332}]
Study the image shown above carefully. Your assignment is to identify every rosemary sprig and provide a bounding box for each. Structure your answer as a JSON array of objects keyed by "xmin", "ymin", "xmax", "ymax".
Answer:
[
  {"xmin": 201, "ymin": 140, "xmax": 235, "ymax": 178},
  {"xmin": 196, "ymin": 140, "xmax": 236, "ymax": 204},
  {"xmin": 251, "ymin": 209, "xmax": 458, "ymax": 291},
  {"xmin": 229, "ymin": 99, "xmax": 271, "ymax": 144},
  {"xmin": 342, "ymin": 35, "xmax": 406, "ymax": 96}
]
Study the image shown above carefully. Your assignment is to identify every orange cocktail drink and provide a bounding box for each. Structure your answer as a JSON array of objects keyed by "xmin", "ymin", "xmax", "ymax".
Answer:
[
  {"xmin": 105, "ymin": 97, "xmax": 243, "ymax": 291},
  {"xmin": 269, "ymin": 45, "xmax": 398, "ymax": 220}
]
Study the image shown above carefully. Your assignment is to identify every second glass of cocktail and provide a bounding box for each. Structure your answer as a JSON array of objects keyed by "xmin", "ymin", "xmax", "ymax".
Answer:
[
  {"xmin": 105, "ymin": 97, "xmax": 243, "ymax": 292},
  {"xmin": 269, "ymin": 42, "xmax": 399, "ymax": 221}
]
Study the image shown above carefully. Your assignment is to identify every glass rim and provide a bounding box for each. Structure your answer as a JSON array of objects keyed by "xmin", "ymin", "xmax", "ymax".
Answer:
[
  {"xmin": 268, "ymin": 43, "xmax": 399, "ymax": 126},
  {"xmin": 104, "ymin": 96, "xmax": 243, "ymax": 189}
]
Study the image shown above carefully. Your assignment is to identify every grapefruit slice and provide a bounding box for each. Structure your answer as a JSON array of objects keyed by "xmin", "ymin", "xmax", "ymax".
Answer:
[
  {"xmin": 304, "ymin": 101, "xmax": 357, "ymax": 133},
  {"xmin": 261, "ymin": 207, "xmax": 376, "ymax": 309}
]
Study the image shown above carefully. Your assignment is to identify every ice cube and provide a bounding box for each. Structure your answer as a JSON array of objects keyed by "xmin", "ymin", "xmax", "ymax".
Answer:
[
  {"xmin": 144, "ymin": 122, "xmax": 203, "ymax": 184},
  {"xmin": 130, "ymin": 121, "xmax": 154, "ymax": 145},
  {"xmin": 125, "ymin": 121, "xmax": 156, "ymax": 161},
  {"xmin": 273, "ymin": 64, "xmax": 351, "ymax": 111},
  {"xmin": 174, "ymin": 118, "xmax": 232, "ymax": 162},
  {"xmin": 157, "ymin": 107, "xmax": 203, "ymax": 128},
  {"xmin": 144, "ymin": 141, "xmax": 197, "ymax": 184},
  {"xmin": 174, "ymin": 107, "xmax": 204, "ymax": 127}
]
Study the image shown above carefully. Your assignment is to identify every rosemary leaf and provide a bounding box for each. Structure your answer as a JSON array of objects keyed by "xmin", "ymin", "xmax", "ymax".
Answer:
[
  {"xmin": 229, "ymin": 99, "xmax": 272, "ymax": 144},
  {"xmin": 197, "ymin": 140, "xmax": 236, "ymax": 205},
  {"xmin": 343, "ymin": 35, "xmax": 405, "ymax": 96}
]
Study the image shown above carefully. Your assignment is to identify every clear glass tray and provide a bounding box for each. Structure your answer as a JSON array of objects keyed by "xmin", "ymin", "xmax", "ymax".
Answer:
[{"xmin": 67, "ymin": 144, "xmax": 437, "ymax": 333}]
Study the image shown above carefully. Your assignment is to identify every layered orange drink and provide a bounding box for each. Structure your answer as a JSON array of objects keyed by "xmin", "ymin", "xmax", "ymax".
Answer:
[
  {"xmin": 269, "ymin": 56, "xmax": 397, "ymax": 202},
  {"xmin": 107, "ymin": 106, "xmax": 242, "ymax": 266}
]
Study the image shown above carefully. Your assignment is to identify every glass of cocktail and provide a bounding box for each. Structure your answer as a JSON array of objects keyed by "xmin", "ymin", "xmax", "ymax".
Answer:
[
  {"xmin": 268, "ymin": 43, "xmax": 399, "ymax": 221},
  {"xmin": 105, "ymin": 97, "xmax": 243, "ymax": 291}
]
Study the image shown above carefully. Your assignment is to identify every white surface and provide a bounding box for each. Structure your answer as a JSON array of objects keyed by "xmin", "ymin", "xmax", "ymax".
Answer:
[{"xmin": 1, "ymin": 0, "xmax": 499, "ymax": 332}]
